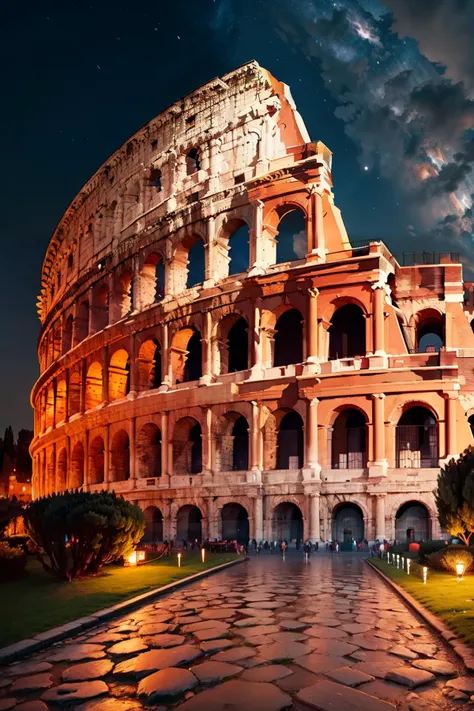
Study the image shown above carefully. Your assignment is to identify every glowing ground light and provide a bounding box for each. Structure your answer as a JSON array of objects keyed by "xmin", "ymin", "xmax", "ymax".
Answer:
[
  {"xmin": 127, "ymin": 551, "xmax": 138, "ymax": 566},
  {"xmin": 178, "ymin": 552, "xmax": 182, "ymax": 567},
  {"xmin": 201, "ymin": 548, "xmax": 206, "ymax": 563},
  {"xmin": 456, "ymin": 562, "xmax": 465, "ymax": 581},
  {"xmin": 423, "ymin": 566, "xmax": 428, "ymax": 584},
  {"xmin": 407, "ymin": 559, "xmax": 411, "ymax": 575},
  {"xmin": 138, "ymin": 550, "xmax": 146, "ymax": 562},
  {"xmin": 387, "ymin": 552, "xmax": 391, "ymax": 564}
]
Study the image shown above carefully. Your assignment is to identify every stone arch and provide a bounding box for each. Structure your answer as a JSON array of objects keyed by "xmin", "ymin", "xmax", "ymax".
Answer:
[
  {"xmin": 273, "ymin": 308, "xmax": 304, "ymax": 366},
  {"xmin": 140, "ymin": 252, "xmax": 165, "ymax": 307},
  {"xmin": 172, "ymin": 417, "xmax": 202, "ymax": 475},
  {"xmin": 46, "ymin": 450, "xmax": 55, "ymax": 494},
  {"xmin": 412, "ymin": 308, "xmax": 445, "ymax": 353},
  {"xmin": 70, "ymin": 441, "xmax": 84, "ymax": 489},
  {"xmin": 110, "ymin": 429, "xmax": 130, "ymax": 482},
  {"xmin": 396, "ymin": 405, "xmax": 438, "ymax": 468},
  {"xmin": 329, "ymin": 302, "xmax": 366, "ymax": 360},
  {"xmin": 68, "ymin": 370, "xmax": 81, "ymax": 417},
  {"xmin": 45, "ymin": 384, "xmax": 55, "ymax": 430},
  {"xmin": 56, "ymin": 447, "xmax": 67, "ymax": 492},
  {"xmin": 332, "ymin": 502, "xmax": 365, "ymax": 548},
  {"xmin": 110, "ymin": 269, "xmax": 132, "ymax": 323},
  {"xmin": 216, "ymin": 218, "xmax": 250, "ymax": 279},
  {"xmin": 136, "ymin": 422, "xmax": 162, "ymax": 478},
  {"xmin": 216, "ymin": 314, "xmax": 249, "ymax": 374},
  {"xmin": 221, "ymin": 503, "xmax": 249, "ymax": 544},
  {"xmin": 85, "ymin": 362, "xmax": 103, "ymax": 410},
  {"xmin": 138, "ymin": 339, "xmax": 162, "ymax": 390},
  {"xmin": 56, "ymin": 378, "xmax": 67, "ymax": 424},
  {"xmin": 173, "ymin": 234, "xmax": 205, "ymax": 293},
  {"xmin": 74, "ymin": 301, "xmax": 89, "ymax": 344},
  {"xmin": 215, "ymin": 411, "xmax": 249, "ymax": 472},
  {"xmin": 62, "ymin": 314, "xmax": 73, "ymax": 354},
  {"xmin": 170, "ymin": 327, "xmax": 202, "ymax": 384},
  {"xmin": 89, "ymin": 435, "xmax": 105, "ymax": 485},
  {"xmin": 176, "ymin": 504, "xmax": 203, "ymax": 542},
  {"xmin": 143, "ymin": 506, "xmax": 163, "ymax": 543},
  {"xmin": 395, "ymin": 500, "xmax": 431, "ymax": 543},
  {"xmin": 52, "ymin": 321, "xmax": 62, "ymax": 361},
  {"xmin": 272, "ymin": 501, "xmax": 304, "ymax": 543},
  {"xmin": 91, "ymin": 282, "xmax": 109, "ymax": 332},
  {"xmin": 275, "ymin": 206, "xmax": 307, "ymax": 264},
  {"xmin": 331, "ymin": 408, "xmax": 368, "ymax": 469},
  {"xmin": 108, "ymin": 348, "xmax": 130, "ymax": 401}
]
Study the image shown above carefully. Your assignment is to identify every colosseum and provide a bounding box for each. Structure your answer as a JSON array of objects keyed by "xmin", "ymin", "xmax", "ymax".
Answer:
[{"xmin": 30, "ymin": 60, "xmax": 474, "ymax": 549}]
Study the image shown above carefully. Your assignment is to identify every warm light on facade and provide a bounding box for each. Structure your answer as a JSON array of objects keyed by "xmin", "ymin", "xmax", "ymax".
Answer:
[
  {"xmin": 456, "ymin": 562, "xmax": 465, "ymax": 581},
  {"xmin": 127, "ymin": 551, "xmax": 138, "ymax": 566},
  {"xmin": 138, "ymin": 550, "xmax": 146, "ymax": 562}
]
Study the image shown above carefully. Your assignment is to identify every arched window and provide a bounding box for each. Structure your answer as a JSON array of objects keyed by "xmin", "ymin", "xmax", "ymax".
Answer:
[
  {"xmin": 415, "ymin": 309, "xmax": 444, "ymax": 353},
  {"xmin": 216, "ymin": 413, "xmax": 249, "ymax": 471},
  {"xmin": 329, "ymin": 304, "xmax": 366, "ymax": 359},
  {"xmin": 396, "ymin": 406, "xmax": 438, "ymax": 468},
  {"xmin": 395, "ymin": 502, "xmax": 430, "ymax": 542},
  {"xmin": 108, "ymin": 349, "xmax": 130, "ymax": 401},
  {"xmin": 276, "ymin": 209, "xmax": 306, "ymax": 264},
  {"xmin": 138, "ymin": 340, "xmax": 161, "ymax": 390},
  {"xmin": 186, "ymin": 148, "xmax": 201, "ymax": 175},
  {"xmin": 85, "ymin": 362, "xmax": 103, "ymax": 410},
  {"xmin": 74, "ymin": 301, "xmax": 89, "ymax": 344},
  {"xmin": 52, "ymin": 323, "xmax": 62, "ymax": 361},
  {"xmin": 110, "ymin": 271, "xmax": 132, "ymax": 322},
  {"xmin": 140, "ymin": 253, "xmax": 165, "ymax": 307},
  {"xmin": 232, "ymin": 416, "xmax": 249, "ymax": 471},
  {"xmin": 177, "ymin": 505, "xmax": 202, "ymax": 542},
  {"xmin": 277, "ymin": 411, "xmax": 304, "ymax": 469},
  {"xmin": 332, "ymin": 503, "xmax": 364, "ymax": 549},
  {"xmin": 70, "ymin": 441, "xmax": 84, "ymax": 488},
  {"xmin": 187, "ymin": 239, "xmax": 205, "ymax": 288},
  {"xmin": 91, "ymin": 283, "xmax": 109, "ymax": 332},
  {"xmin": 89, "ymin": 436, "xmax": 105, "ymax": 484},
  {"xmin": 56, "ymin": 379, "xmax": 67, "ymax": 424},
  {"xmin": 45, "ymin": 385, "xmax": 55, "ymax": 430},
  {"xmin": 172, "ymin": 418, "xmax": 202, "ymax": 475},
  {"xmin": 62, "ymin": 314, "xmax": 73, "ymax": 354},
  {"xmin": 228, "ymin": 223, "xmax": 250, "ymax": 276},
  {"xmin": 272, "ymin": 502, "xmax": 303, "ymax": 542},
  {"xmin": 274, "ymin": 309, "xmax": 303, "ymax": 366},
  {"xmin": 332, "ymin": 409, "xmax": 367, "ymax": 469},
  {"xmin": 143, "ymin": 506, "xmax": 163, "ymax": 543},
  {"xmin": 56, "ymin": 448, "xmax": 67, "ymax": 492},
  {"xmin": 221, "ymin": 503, "xmax": 249, "ymax": 543},
  {"xmin": 68, "ymin": 370, "xmax": 81, "ymax": 417},
  {"xmin": 137, "ymin": 423, "xmax": 162, "ymax": 478},
  {"xmin": 110, "ymin": 429, "xmax": 130, "ymax": 482},
  {"xmin": 183, "ymin": 331, "xmax": 202, "ymax": 382},
  {"xmin": 227, "ymin": 318, "xmax": 249, "ymax": 373}
]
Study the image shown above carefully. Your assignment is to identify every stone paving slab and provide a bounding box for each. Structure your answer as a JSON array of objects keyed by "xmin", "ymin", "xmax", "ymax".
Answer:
[{"xmin": 296, "ymin": 678, "xmax": 397, "ymax": 710}]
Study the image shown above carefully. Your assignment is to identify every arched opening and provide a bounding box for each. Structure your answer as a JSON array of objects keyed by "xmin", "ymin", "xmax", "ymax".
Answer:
[
  {"xmin": 89, "ymin": 436, "xmax": 105, "ymax": 485},
  {"xmin": 138, "ymin": 340, "xmax": 161, "ymax": 390},
  {"xmin": 332, "ymin": 503, "xmax": 365, "ymax": 550},
  {"xmin": 143, "ymin": 506, "xmax": 163, "ymax": 543},
  {"xmin": 332, "ymin": 409, "xmax": 367, "ymax": 469},
  {"xmin": 469, "ymin": 414, "xmax": 474, "ymax": 438},
  {"xmin": 108, "ymin": 349, "xmax": 130, "ymax": 401},
  {"xmin": 45, "ymin": 385, "xmax": 55, "ymax": 430},
  {"xmin": 395, "ymin": 502, "xmax": 430, "ymax": 543},
  {"xmin": 74, "ymin": 302, "xmax": 89, "ymax": 344},
  {"xmin": 396, "ymin": 406, "xmax": 438, "ymax": 468},
  {"xmin": 329, "ymin": 304, "xmax": 366, "ymax": 360},
  {"xmin": 228, "ymin": 223, "xmax": 250, "ymax": 276},
  {"xmin": 227, "ymin": 318, "xmax": 249, "ymax": 373},
  {"xmin": 277, "ymin": 411, "xmax": 304, "ymax": 470},
  {"xmin": 47, "ymin": 451, "xmax": 55, "ymax": 494},
  {"xmin": 186, "ymin": 239, "xmax": 205, "ymax": 288},
  {"xmin": 85, "ymin": 362, "xmax": 103, "ymax": 410},
  {"xmin": 140, "ymin": 253, "xmax": 165, "ymax": 307},
  {"xmin": 274, "ymin": 309, "xmax": 303, "ymax": 366},
  {"xmin": 91, "ymin": 283, "xmax": 109, "ymax": 332},
  {"xmin": 216, "ymin": 413, "xmax": 249, "ymax": 472},
  {"xmin": 68, "ymin": 370, "xmax": 81, "ymax": 417},
  {"xmin": 70, "ymin": 442, "xmax": 84, "ymax": 489},
  {"xmin": 110, "ymin": 429, "xmax": 130, "ymax": 482},
  {"xmin": 171, "ymin": 328, "xmax": 202, "ymax": 384},
  {"xmin": 56, "ymin": 379, "xmax": 67, "ymax": 424},
  {"xmin": 110, "ymin": 270, "xmax": 132, "ymax": 323},
  {"xmin": 415, "ymin": 309, "xmax": 444, "ymax": 353},
  {"xmin": 275, "ymin": 208, "xmax": 307, "ymax": 264},
  {"xmin": 221, "ymin": 503, "xmax": 249, "ymax": 544},
  {"xmin": 177, "ymin": 505, "xmax": 202, "ymax": 542},
  {"xmin": 56, "ymin": 448, "xmax": 67, "ymax": 492},
  {"xmin": 272, "ymin": 502, "xmax": 304, "ymax": 543},
  {"xmin": 52, "ymin": 323, "xmax": 62, "ymax": 361},
  {"xmin": 172, "ymin": 417, "xmax": 202, "ymax": 475},
  {"xmin": 186, "ymin": 148, "xmax": 201, "ymax": 175},
  {"xmin": 136, "ymin": 423, "xmax": 162, "ymax": 478},
  {"xmin": 62, "ymin": 314, "xmax": 73, "ymax": 354}
]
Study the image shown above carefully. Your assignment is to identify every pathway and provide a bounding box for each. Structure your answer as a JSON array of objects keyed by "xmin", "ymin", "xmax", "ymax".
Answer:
[{"xmin": 1, "ymin": 553, "xmax": 473, "ymax": 710}]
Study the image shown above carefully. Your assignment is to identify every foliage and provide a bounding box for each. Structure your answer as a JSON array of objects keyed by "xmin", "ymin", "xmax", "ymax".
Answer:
[
  {"xmin": 0, "ymin": 497, "xmax": 23, "ymax": 537},
  {"xmin": 0, "ymin": 541, "xmax": 27, "ymax": 581},
  {"xmin": 418, "ymin": 540, "xmax": 448, "ymax": 562},
  {"xmin": 427, "ymin": 545, "xmax": 474, "ymax": 573},
  {"xmin": 23, "ymin": 490, "xmax": 145, "ymax": 581},
  {"xmin": 4, "ymin": 534, "xmax": 34, "ymax": 554},
  {"xmin": 388, "ymin": 542, "xmax": 408, "ymax": 554},
  {"xmin": 435, "ymin": 447, "xmax": 474, "ymax": 545}
]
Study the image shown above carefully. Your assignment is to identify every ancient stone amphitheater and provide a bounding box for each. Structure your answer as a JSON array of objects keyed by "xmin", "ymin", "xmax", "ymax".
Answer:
[{"xmin": 31, "ymin": 61, "xmax": 474, "ymax": 548}]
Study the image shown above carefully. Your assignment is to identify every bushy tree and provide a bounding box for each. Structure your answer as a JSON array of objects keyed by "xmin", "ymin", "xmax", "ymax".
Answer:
[
  {"xmin": 24, "ymin": 490, "xmax": 145, "ymax": 580},
  {"xmin": 435, "ymin": 447, "xmax": 474, "ymax": 545},
  {"xmin": 0, "ymin": 497, "xmax": 23, "ymax": 537}
]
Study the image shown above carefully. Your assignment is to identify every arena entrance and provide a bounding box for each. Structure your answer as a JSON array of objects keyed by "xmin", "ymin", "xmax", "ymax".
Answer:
[
  {"xmin": 221, "ymin": 503, "xmax": 249, "ymax": 544},
  {"xmin": 332, "ymin": 504, "xmax": 364, "ymax": 551},
  {"xmin": 176, "ymin": 505, "xmax": 202, "ymax": 542},
  {"xmin": 395, "ymin": 502, "xmax": 430, "ymax": 542},
  {"xmin": 143, "ymin": 506, "xmax": 163, "ymax": 544},
  {"xmin": 272, "ymin": 502, "xmax": 303, "ymax": 544}
]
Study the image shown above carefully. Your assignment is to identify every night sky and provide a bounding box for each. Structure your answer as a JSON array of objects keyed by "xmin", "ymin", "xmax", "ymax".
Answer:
[{"xmin": 1, "ymin": 0, "xmax": 474, "ymax": 436}]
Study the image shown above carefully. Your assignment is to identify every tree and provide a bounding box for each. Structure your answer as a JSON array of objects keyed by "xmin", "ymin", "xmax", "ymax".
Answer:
[
  {"xmin": 16, "ymin": 430, "xmax": 33, "ymax": 477},
  {"xmin": 435, "ymin": 446, "xmax": 474, "ymax": 545},
  {"xmin": 24, "ymin": 490, "xmax": 145, "ymax": 580},
  {"xmin": 0, "ymin": 497, "xmax": 23, "ymax": 537}
]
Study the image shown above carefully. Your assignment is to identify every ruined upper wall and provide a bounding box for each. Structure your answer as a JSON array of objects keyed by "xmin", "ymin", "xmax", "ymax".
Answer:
[{"xmin": 38, "ymin": 61, "xmax": 313, "ymax": 322}]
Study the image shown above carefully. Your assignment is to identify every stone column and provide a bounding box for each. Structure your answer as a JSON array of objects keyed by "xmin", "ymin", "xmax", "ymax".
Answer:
[
  {"xmin": 248, "ymin": 200, "xmax": 265, "ymax": 276},
  {"xmin": 129, "ymin": 417, "xmax": 136, "ymax": 487},
  {"xmin": 207, "ymin": 497, "xmax": 216, "ymax": 540},
  {"xmin": 254, "ymin": 493, "xmax": 264, "ymax": 541},
  {"xmin": 375, "ymin": 494, "xmax": 386, "ymax": 540},
  {"xmin": 103, "ymin": 424, "xmax": 110, "ymax": 485},
  {"xmin": 445, "ymin": 392, "xmax": 458, "ymax": 459},
  {"xmin": 372, "ymin": 283, "xmax": 386, "ymax": 355},
  {"xmin": 84, "ymin": 430, "xmax": 89, "ymax": 487},
  {"xmin": 199, "ymin": 311, "xmax": 213, "ymax": 385},
  {"xmin": 250, "ymin": 300, "xmax": 263, "ymax": 378},
  {"xmin": 52, "ymin": 379, "xmax": 57, "ymax": 429},
  {"xmin": 160, "ymin": 323, "xmax": 171, "ymax": 390},
  {"xmin": 87, "ymin": 286, "xmax": 94, "ymax": 333},
  {"xmin": 313, "ymin": 190, "xmax": 325, "ymax": 257},
  {"xmin": 128, "ymin": 333, "xmax": 137, "ymax": 396},
  {"xmin": 305, "ymin": 398, "xmax": 320, "ymax": 476},
  {"xmin": 79, "ymin": 358, "xmax": 87, "ymax": 414},
  {"xmin": 161, "ymin": 411, "xmax": 169, "ymax": 477},
  {"xmin": 204, "ymin": 217, "xmax": 216, "ymax": 288},
  {"xmin": 369, "ymin": 394, "xmax": 387, "ymax": 477},
  {"xmin": 306, "ymin": 288, "xmax": 319, "ymax": 363},
  {"xmin": 250, "ymin": 400, "xmax": 261, "ymax": 472},
  {"xmin": 102, "ymin": 346, "xmax": 109, "ymax": 404},
  {"xmin": 202, "ymin": 407, "xmax": 213, "ymax": 476},
  {"xmin": 310, "ymin": 493, "xmax": 321, "ymax": 543}
]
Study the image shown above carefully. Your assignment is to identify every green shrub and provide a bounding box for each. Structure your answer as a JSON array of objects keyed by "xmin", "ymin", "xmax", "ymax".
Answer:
[
  {"xmin": 24, "ymin": 490, "xmax": 145, "ymax": 581},
  {"xmin": 0, "ymin": 541, "xmax": 27, "ymax": 581},
  {"xmin": 388, "ymin": 543, "xmax": 408, "ymax": 554},
  {"xmin": 427, "ymin": 545, "xmax": 474, "ymax": 572},
  {"xmin": 418, "ymin": 540, "xmax": 448, "ymax": 562}
]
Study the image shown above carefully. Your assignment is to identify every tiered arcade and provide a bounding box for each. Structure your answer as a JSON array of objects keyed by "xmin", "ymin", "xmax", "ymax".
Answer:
[{"xmin": 31, "ymin": 61, "xmax": 474, "ymax": 546}]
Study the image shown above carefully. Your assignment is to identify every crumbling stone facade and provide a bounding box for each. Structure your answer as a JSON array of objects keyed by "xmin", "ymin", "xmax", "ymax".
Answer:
[{"xmin": 31, "ymin": 61, "xmax": 474, "ymax": 546}]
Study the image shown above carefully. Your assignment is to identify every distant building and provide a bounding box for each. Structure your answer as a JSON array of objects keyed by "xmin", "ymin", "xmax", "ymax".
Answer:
[{"xmin": 30, "ymin": 61, "xmax": 474, "ymax": 547}]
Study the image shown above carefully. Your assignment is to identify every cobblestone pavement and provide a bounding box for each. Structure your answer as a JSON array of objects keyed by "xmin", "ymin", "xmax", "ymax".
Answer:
[{"xmin": 1, "ymin": 553, "xmax": 474, "ymax": 711}]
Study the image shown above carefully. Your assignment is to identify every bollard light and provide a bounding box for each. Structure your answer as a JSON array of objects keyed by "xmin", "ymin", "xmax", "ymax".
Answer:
[
  {"xmin": 387, "ymin": 552, "xmax": 391, "ymax": 565},
  {"xmin": 396, "ymin": 554, "xmax": 400, "ymax": 569},
  {"xmin": 407, "ymin": 559, "xmax": 411, "ymax": 575},
  {"xmin": 201, "ymin": 548, "xmax": 206, "ymax": 563},
  {"xmin": 127, "ymin": 550, "xmax": 138, "ymax": 567},
  {"xmin": 456, "ymin": 562, "xmax": 465, "ymax": 581},
  {"xmin": 178, "ymin": 552, "xmax": 182, "ymax": 567},
  {"xmin": 138, "ymin": 550, "xmax": 146, "ymax": 562},
  {"xmin": 423, "ymin": 566, "xmax": 427, "ymax": 584}
]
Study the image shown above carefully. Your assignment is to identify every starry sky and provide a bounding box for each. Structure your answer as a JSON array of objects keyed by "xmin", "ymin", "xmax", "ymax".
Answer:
[{"xmin": 1, "ymin": 0, "xmax": 474, "ymax": 436}]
